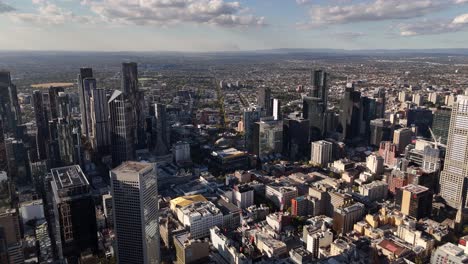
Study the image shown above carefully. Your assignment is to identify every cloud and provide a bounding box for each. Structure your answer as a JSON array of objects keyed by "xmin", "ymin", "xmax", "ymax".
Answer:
[
  {"xmin": 399, "ymin": 13, "xmax": 468, "ymax": 36},
  {"xmin": 0, "ymin": 1, "xmax": 15, "ymax": 13},
  {"xmin": 301, "ymin": 0, "xmax": 468, "ymax": 27},
  {"xmin": 81, "ymin": 0, "xmax": 266, "ymax": 27},
  {"xmin": 296, "ymin": 0, "xmax": 312, "ymax": 5},
  {"xmin": 332, "ymin": 32, "xmax": 367, "ymax": 40}
]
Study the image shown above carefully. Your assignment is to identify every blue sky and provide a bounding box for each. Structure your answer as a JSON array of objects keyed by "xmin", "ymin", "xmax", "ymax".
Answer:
[{"xmin": 1, "ymin": 0, "xmax": 468, "ymax": 51}]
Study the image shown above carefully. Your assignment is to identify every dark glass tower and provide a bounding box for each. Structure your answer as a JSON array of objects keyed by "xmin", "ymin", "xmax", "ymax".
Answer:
[{"xmin": 0, "ymin": 71, "xmax": 21, "ymax": 136}]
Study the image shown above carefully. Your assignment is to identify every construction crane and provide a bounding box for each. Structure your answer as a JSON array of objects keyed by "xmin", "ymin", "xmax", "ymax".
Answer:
[{"xmin": 428, "ymin": 127, "xmax": 447, "ymax": 149}]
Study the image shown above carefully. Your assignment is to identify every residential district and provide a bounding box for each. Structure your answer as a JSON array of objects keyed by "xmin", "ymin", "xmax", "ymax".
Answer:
[{"xmin": 1, "ymin": 52, "xmax": 468, "ymax": 264}]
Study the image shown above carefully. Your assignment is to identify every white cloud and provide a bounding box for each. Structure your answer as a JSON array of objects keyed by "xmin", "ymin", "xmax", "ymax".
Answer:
[
  {"xmin": 81, "ymin": 0, "xmax": 266, "ymax": 27},
  {"xmin": 0, "ymin": 1, "xmax": 15, "ymax": 13},
  {"xmin": 399, "ymin": 13, "xmax": 468, "ymax": 36},
  {"xmin": 296, "ymin": 0, "xmax": 311, "ymax": 5},
  {"xmin": 301, "ymin": 0, "xmax": 468, "ymax": 27}
]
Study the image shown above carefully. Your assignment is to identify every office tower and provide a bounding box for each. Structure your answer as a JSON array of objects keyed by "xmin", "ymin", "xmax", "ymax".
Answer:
[
  {"xmin": 0, "ymin": 119, "xmax": 8, "ymax": 173},
  {"xmin": 393, "ymin": 127, "xmax": 413, "ymax": 152},
  {"xmin": 396, "ymin": 184, "xmax": 432, "ymax": 220},
  {"xmin": 406, "ymin": 108, "xmax": 433, "ymax": 138},
  {"xmin": 154, "ymin": 103, "xmax": 170, "ymax": 155},
  {"xmin": 282, "ymin": 118, "xmax": 310, "ymax": 161},
  {"xmin": 332, "ymin": 202, "xmax": 365, "ymax": 235},
  {"xmin": 50, "ymin": 165, "xmax": 98, "ymax": 262},
  {"xmin": 0, "ymin": 208, "xmax": 24, "ymax": 264},
  {"xmin": 378, "ymin": 141, "xmax": 399, "ymax": 167},
  {"xmin": 252, "ymin": 119, "xmax": 283, "ymax": 159},
  {"xmin": 374, "ymin": 87, "xmax": 386, "ymax": 119},
  {"xmin": 47, "ymin": 86, "xmax": 65, "ymax": 120},
  {"xmin": 257, "ymin": 87, "xmax": 272, "ymax": 115},
  {"xmin": 0, "ymin": 71, "xmax": 21, "ymax": 136},
  {"xmin": 110, "ymin": 162, "xmax": 160, "ymax": 264},
  {"xmin": 310, "ymin": 140, "xmax": 333, "ymax": 167},
  {"xmin": 122, "ymin": 62, "xmax": 146, "ymax": 148},
  {"xmin": 361, "ymin": 97, "xmax": 378, "ymax": 137},
  {"xmin": 423, "ymin": 145, "xmax": 442, "ymax": 173},
  {"xmin": 440, "ymin": 93, "xmax": 468, "ymax": 209},
  {"xmin": 77, "ymin": 68, "xmax": 94, "ymax": 139},
  {"xmin": 173, "ymin": 141, "xmax": 191, "ymax": 164},
  {"xmin": 311, "ymin": 70, "xmax": 328, "ymax": 106},
  {"xmin": 90, "ymin": 89, "xmax": 110, "ymax": 153},
  {"xmin": 5, "ymin": 138, "xmax": 30, "ymax": 187},
  {"xmin": 291, "ymin": 196, "xmax": 319, "ymax": 217},
  {"xmin": 270, "ymin": 98, "xmax": 281, "ymax": 120},
  {"xmin": 366, "ymin": 153, "xmax": 384, "ymax": 175},
  {"xmin": 303, "ymin": 97, "xmax": 326, "ymax": 140},
  {"xmin": 432, "ymin": 107, "xmax": 452, "ymax": 145},
  {"xmin": 339, "ymin": 83, "xmax": 362, "ymax": 141},
  {"xmin": 369, "ymin": 119, "xmax": 392, "ymax": 147},
  {"xmin": 110, "ymin": 63, "xmax": 146, "ymax": 166},
  {"xmin": 431, "ymin": 243, "xmax": 468, "ymax": 264},
  {"xmin": 243, "ymin": 108, "xmax": 261, "ymax": 153},
  {"xmin": 32, "ymin": 90, "xmax": 49, "ymax": 160}
]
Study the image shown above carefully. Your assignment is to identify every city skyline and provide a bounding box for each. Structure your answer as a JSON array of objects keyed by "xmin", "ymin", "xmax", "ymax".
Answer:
[{"xmin": 1, "ymin": 0, "xmax": 468, "ymax": 51}]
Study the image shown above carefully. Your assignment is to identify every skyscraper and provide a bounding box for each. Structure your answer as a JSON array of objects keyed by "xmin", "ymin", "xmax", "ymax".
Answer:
[
  {"xmin": 90, "ymin": 89, "xmax": 110, "ymax": 153},
  {"xmin": 32, "ymin": 90, "xmax": 49, "ymax": 160},
  {"xmin": 153, "ymin": 103, "xmax": 170, "ymax": 155},
  {"xmin": 303, "ymin": 97, "xmax": 326, "ymax": 140},
  {"xmin": 243, "ymin": 108, "xmax": 261, "ymax": 153},
  {"xmin": 270, "ymin": 98, "xmax": 281, "ymax": 120},
  {"xmin": 396, "ymin": 184, "xmax": 432, "ymax": 220},
  {"xmin": 311, "ymin": 69, "xmax": 328, "ymax": 107},
  {"xmin": 257, "ymin": 87, "xmax": 272, "ymax": 115},
  {"xmin": 406, "ymin": 107, "xmax": 433, "ymax": 138},
  {"xmin": 49, "ymin": 165, "xmax": 98, "ymax": 262},
  {"xmin": 339, "ymin": 83, "xmax": 362, "ymax": 141},
  {"xmin": 283, "ymin": 118, "xmax": 310, "ymax": 161},
  {"xmin": 310, "ymin": 140, "xmax": 333, "ymax": 167},
  {"xmin": 0, "ymin": 71, "xmax": 21, "ymax": 136},
  {"xmin": 109, "ymin": 63, "xmax": 146, "ymax": 166},
  {"xmin": 432, "ymin": 107, "xmax": 452, "ymax": 145},
  {"xmin": 252, "ymin": 119, "xmax": 283, "ymax": 159},
  {"xmin": 110, "ymin": 161, "xmax": 160, "ymax": 264},
  {"xmin": 440, "ymin": 93, "xmax": 468, "ymax": 209},
  {"xmin": 77, "ymin": 68, "xmax": 94, "ymax": 139}
]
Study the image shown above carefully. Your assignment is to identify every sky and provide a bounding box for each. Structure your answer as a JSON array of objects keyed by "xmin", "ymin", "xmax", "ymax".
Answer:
[{"xmin": 1, "ymin": 0, "xmax": 468, "ymax": 52}]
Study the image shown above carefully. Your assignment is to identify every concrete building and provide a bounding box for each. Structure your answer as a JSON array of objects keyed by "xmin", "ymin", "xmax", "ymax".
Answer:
[
  {"xmin": 305, "ymin": 223, "xmax": 333, "ymax": 258},
  {"xmin": 359, "ymin": 181, "xmax": 388, "ymax": 202},
  {"xmin": 291, "ymin": 195, "xmax": 320, "ymax": 217},
  {"xmin": 174, "ymin": 232, "xmax": 209, "ymax": 264},
  {"xmin": 178, "ymin": 201, "xmax": 223, "ymax": 239},
  {"xmin": 369, "ymin": 118, "xmax": 393, "ymax": 147},
  {"xmin": 233, "ymin": 184, "xmax": 254, "ymax": 209},
  {"xmin": 265, "ymin": 182, "xmax": 298, "ymax": 210},
  {"xmin": 110, "ymin": 162, "xmax": 160, "ymax": 264},
  {"xmin": 440, "ymin": 93, "xmax": 468, "ymax": 209},
  {"xmin": 174, "ymin": 142, "xmax": 191, "ymax": 164},
  {"xmin": 50, "ymin": 165, "xmax": 98, "ymax": 262},
  {"xmin": 0, "ymin": 209, "xmax": 24, "ymax": 264},
  {"xmin": 393, "ymin": 127, "xmax": 413, "ymax": 152},
  {"xmin": 396, "ymin": 184, "xmax": 432, "ymax": 219},
  {"xmin": 255, "ymin": 232, "xmax": 287, "ymax": 258},
  {"xmin": 379, "ymin": 141, "xmax": 399, "ymax": 167},
  {"xmin": 310, "ymin": 140, "xmax": 333, "ymax": 167},
  {"xmin": 366, "ymin": 153, "xmax": 384, "ymax": 175},
  {"xmin": 333, "ymin": 203, "xmax": 365, "ymax": 235},
  {"xmin": 431, "ymin": 243, "xmax": 468, "ymax": 264},
  {"xmin": 210, "ymin": 226, "xmax": 251, "ymax": 264}
]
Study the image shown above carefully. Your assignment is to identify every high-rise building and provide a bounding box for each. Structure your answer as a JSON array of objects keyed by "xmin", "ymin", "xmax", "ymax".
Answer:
[
  {"xmin": 396, "ymin": 184, "xmax": 432, "ymax": 220},
  {"xmin": 369, "ymin": 119, "xmax": 393, "ymax": 147},
  {"xmin": 110, "ymin": 161, "xmax": 160, "ymax": 264},
  {"xmin": 77, "ymin": 68, "xmax": 94, "ymax": 139},
  {"xmin": 407, "ymin": 108, "xmax": 433, "ymax": 138},
  {"xmin": 0, "ymin": 119, "xmax": 7, "ymax": 173},
  {"xmin": 282, "ymin": 118, "xmax": 310, "ymax": 161},
  {"xmin": 243, "ymin": 108, "xmax": 261, "ymax": 153},
  {"xmin": 440, "ymin": 93, "xmax": 468, "ymax": 209},
  {"xmin": 333, "ymin": 203, "xmax": 365, "ymax": 235},
  {"xmin": 153, "ymin": 103, "xmax": 170, "ymax": 155},
  {"xmin": 49, "ymin": 165, "xmax": 98, "ymax": 262},
  {"xmin": 0, "ymin": 71, "xmax": 21, "ymax": 136},
  {"xmin": 339, "ymin": 83, "xmax": 362, "ymax": 141},
  {"xmin": 303, "ymin": 97, "xmax": 326, "ymax": 140},
  {"xmin": 431, "ymin": 243, "xmax": 468, "ymax": 264},
  {"xmin": 90, "ymin": 88, "xmax": 110, "ymax": 153},
  {"xmin": 310, "ymin": 140, "xmax": 333, "ymax": 167},
  {"xmin": 366, "ymin": 153, "xmax": 384, "ymax": 175},
  {"xmin": 432, "ymin": 107, "xmax": 452, "ymax": 145},
  {"xmin": 257, "ymin": 87, "xmax": 272, "ymax": 115},
  {"xmin": 252, "ymin": 119, "xmax": 283, "ymax": 159},
  {"xmin": 0, "ymin": 208, "xmax": 24, "ymax": 264},
  {"xmin": 393, "ymin": 127, "xmax": 413, "ymax": 152},
  {"xmin": 270, "ymin": 98, "xmax": 281, "ymax": 120},
  {"xmin": 32, "ymin": 90, "xmax": 49, "ymax": 160},
  {"xmin": 311, "ymin": 70, "xmax": 328, "ymax": 105},
  {"xmin": 379, "ymin": 141, "xmax": 399, "ymax": 167},
  {"xmin": 110, "ymin": 63, "xmax": 146, "ymax": 166}
]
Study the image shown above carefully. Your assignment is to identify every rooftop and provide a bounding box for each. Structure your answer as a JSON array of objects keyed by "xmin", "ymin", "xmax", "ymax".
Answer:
[
  {"xmin": 113, "ymin": 161, "xmax": 153, "ymax": 174},
  {"xmin": 50, "ymin": 165, "xmax": 88, "ymax": 190},
  {"xmin": 400, "ymin": 184, "xmax": 429, "ymax": 194}
]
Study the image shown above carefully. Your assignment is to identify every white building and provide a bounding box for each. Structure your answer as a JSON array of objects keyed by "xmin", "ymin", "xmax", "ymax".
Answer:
[
  {"xmin": 305, "ymin": 224, "xmax": 333, "ymax": 258},
  {"xmin": 366, "ymin": 153, "xmax": 384, "ymax": 175},
  {"xmin": 265, "ymin": 182, "xmax": 298, "ymax": 211},
  {"xmin": 310, "ymin": 140, "xmax": 333, "ymax": 167},
  {"xmin": 110, "ymin": 161, "xmax": 160, "ymax": 264},
  {"xmin": 210, "ymin": 226, "xmax": 252, "ymax": 264},
  {"xmin": 359, "ymin": 181, "xmax": 388, "ymax": 202},
  {"xmin": 397, "ymin": 220, "xmax": 435, "ymax": 254},
  {"xmin": 234, "ymin": 185, "xmax": 254, "ymax": 209},
  {"xmin": 431, "ymin": 243, "xmax": 468, "ymax": 264},
  {"xmin": 179, "ymin": 201, "xmax": 223, "ymax": 239},
  {"xmin": 440, "ymin": 92, "xmax": 468, "ymax": 209}
]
